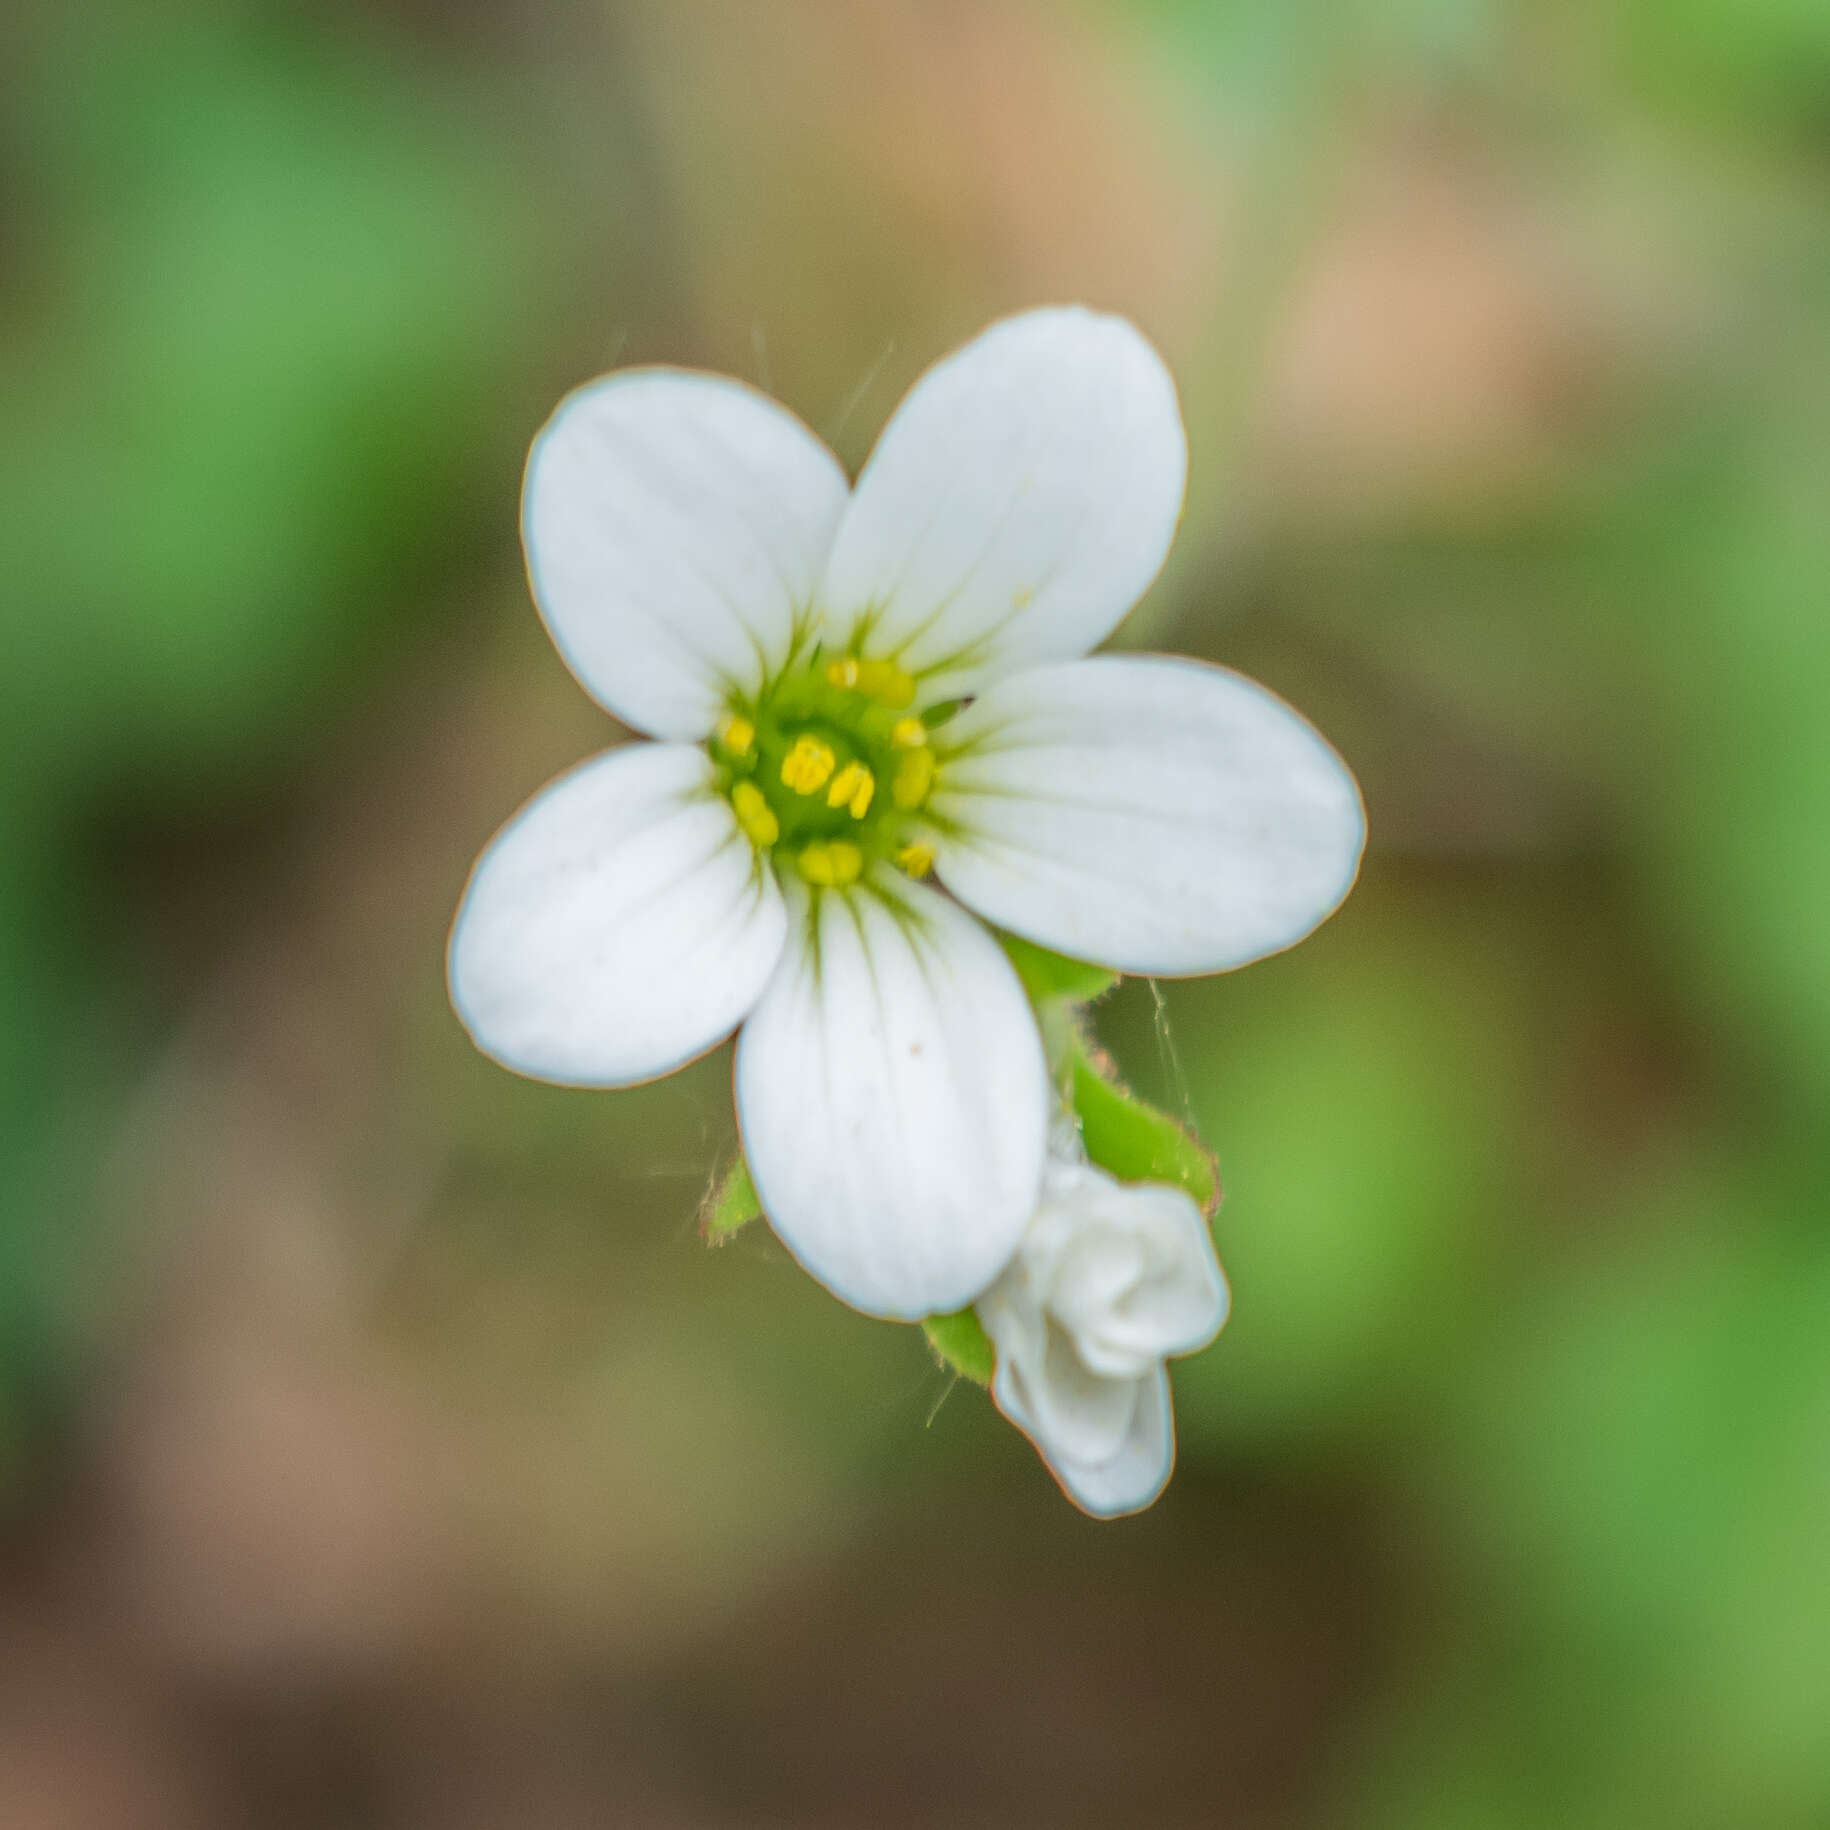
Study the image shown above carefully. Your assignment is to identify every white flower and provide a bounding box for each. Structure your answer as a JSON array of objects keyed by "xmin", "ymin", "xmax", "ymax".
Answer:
[
  {"xmin": 978, "ymin": 1154, "xmax": 1228, "ymax": 1518},
  {"xmin": 448, "ymin": 307, "xmax": 1363, "ymax": 1321}
]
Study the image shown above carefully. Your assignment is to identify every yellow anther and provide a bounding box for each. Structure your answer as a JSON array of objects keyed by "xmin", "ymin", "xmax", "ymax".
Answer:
[
  {"xmin": 891, "ymin": 744, "xmax": 936, "ymax": 811},
  {"xmin": 824, "ymin": 655, "xmax": 914, "ymax": 707},
  {"xmin": 891, "ymin": 717, "xmax": 928, "ymax": 749},
  {"xmin": 895, "ymin": 840, "xmax": 935, "ymax": 878},
  {"xmin": 780, "ymin": 734, "xmax": 836, "ymax": 796},
  {"xmin": 797, "ymin": 839, "xmax": 863, "ymax": 888},
  {"xmin": 717, "ymin": 713, "xmax": 756, "ymax": 756},
  {"xmin": 730, "ymin": 780, "xmax": 779, "ymax": 848},
  {"xmin": 826, "ymin": 761, "xmax": 863, "ymax": 809},
  {"xmin": 855, "ymin": 658, "xmax": 916, "ymax": 707},
  {"xmin": 825, "ymin": 761, "xmax": 875, "ymax": 819}
]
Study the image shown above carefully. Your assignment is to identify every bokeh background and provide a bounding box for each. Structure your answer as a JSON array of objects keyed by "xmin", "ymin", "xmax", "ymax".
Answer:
[{"xmin": 3, "ymin": 0, "xmax": 1830, "ymax": 1823}]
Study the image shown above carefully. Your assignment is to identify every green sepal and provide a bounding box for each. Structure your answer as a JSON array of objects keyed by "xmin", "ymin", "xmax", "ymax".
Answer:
[
  {"xmin": 998, "ymin": 933, "xmax": 1119, "ymax": 1006},
  {"xmin": 1070, "ymin": 1044, "xmax": 1220, "ymax": 1214},
  {"xmin": 700, "ymin": 1153, "xmax": 762, "ymax": 1242},
  {"xmin": 923, "ymin": 1307, "xmax": 995, "ymax": 1385}
]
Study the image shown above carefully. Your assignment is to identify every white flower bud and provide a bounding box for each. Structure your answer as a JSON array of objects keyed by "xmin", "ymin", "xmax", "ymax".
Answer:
[{"xmin": 978, "ymin": 1161, "xmax": 1227, "ymax": 1517}]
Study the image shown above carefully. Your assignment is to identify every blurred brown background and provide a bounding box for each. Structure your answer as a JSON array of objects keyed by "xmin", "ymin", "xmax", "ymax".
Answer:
[{"xmin": 3, "ymin": 0, "xmax": 1830, "ymax": 1824}]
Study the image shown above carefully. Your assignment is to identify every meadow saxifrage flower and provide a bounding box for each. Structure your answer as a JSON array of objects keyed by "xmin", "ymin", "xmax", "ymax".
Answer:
[
  {"xmin": 448, "ymin": 307, "xmax": 1364, "ymax": 1322},
  {"xmin": 977, "ymin": 1149, "xmax": 1227, "ymax": 1518}
]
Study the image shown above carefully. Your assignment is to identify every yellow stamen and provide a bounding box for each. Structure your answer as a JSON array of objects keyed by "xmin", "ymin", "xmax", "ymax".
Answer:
[
  {"xmin": 891, "ymin": 717, "xmax": 927, "ymax": 749},
  {"xmin": 730, "ymin": 780, "xmax": 779, "ymax": 848},
  {"xmin": 797, "ymin": 839, "xmax": 863, "ymax": 887},
  {"xmin": 856, "ymin": 658, "xmax": 916, "ymax": 707},
  {"xmin": 825, "ymin": 656, "xmax": 915, "ymax": 707},
  {"xmin": 717, "ymin": 713, "xmax": 755, "ymax": 756},
  {"xmin": 822, "ymin": 762, "xmax": 874, "ymax": 819},
  {"xmin": 895, "ymin": 840, "xmax": 935, "ymax": 878},
  {"xmin": 780, "ymin": 734, "xmax": 836, "ymax": 795},
  {"xmin": 826, "ymin": 761, "xmax": 864, "ymax": 810},
  {"xmin": 891, "ymin": 744, "xmax": 936, "ymax": 810}
]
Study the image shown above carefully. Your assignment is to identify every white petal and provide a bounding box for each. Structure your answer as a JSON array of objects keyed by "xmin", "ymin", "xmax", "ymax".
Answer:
[
  {"xmin": 994, "ymin": 1353, "xmax": 1176, "ymax": 1521},
  {"xmin": 524, "ymin": 370, "xmax": 849, "ymax": 740},
  {"xmin": 999, "ymin": 1314, "xmax": 1142, "ymax": 1463},
  {"xmin": 449, "ymin": 743, "xmax": 787, "ymax": 1086},
  {"xmin": 820, "ymin": 308, "xmax": 1185, "ymax": 698},
  {"xmin": 1033, "ymin": 1169, "xmax": 1228, "ymax": 1375},
  {"xmin": 1054, "ymin": 1367, "xmax": 1176, "ymax": 1518},
  {"xmin": 933, "ymin": 654, "xmax": 1365, "ymax": 975},
  {"xmin": 734, "ymin": 876, "xmax": 1049, "ymax": 1320}
]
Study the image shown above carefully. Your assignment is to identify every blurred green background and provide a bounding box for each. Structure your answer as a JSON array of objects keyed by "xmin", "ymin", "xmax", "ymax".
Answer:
[{"xmin": 3, "ymin": 0, "xmax": 1829, "ymax": 1823}]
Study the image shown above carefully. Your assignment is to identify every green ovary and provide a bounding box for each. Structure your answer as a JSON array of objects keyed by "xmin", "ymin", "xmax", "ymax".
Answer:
[{"xmin": 711, "ymin": 655, "xmax": 939, "ymax": 888}]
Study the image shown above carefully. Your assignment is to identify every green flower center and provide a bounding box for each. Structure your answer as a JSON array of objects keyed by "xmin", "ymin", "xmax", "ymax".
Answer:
[{"xmin": 710, "ymin": 653, "xmax": 940, "ymax": 886}]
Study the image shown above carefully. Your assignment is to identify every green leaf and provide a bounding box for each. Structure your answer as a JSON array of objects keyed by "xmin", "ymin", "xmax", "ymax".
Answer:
[
  {"xmin": 701, "ymin": 1154, "xmax": 761, "ymax": 1242},
  {"xmin": 1070, "ymin": 1045, "xmax": 1219, "ymax": 1213},
  {"xmin": 999, "ymin": 933, "xmax": 1119, "ymax": 1005},
  {"xmin": 923, "ymin": 1308, "xmax": 995, "ymax": 1386}
]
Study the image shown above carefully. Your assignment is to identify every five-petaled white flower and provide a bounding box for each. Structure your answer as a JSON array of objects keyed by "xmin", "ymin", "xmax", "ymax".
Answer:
[
  {"xmin": 978, "ymin": 1148, "xmax": 1228, "ymax": 1517},
  {"xmin": 448, "ymin": 307, "xmax": 1363, "ymax": 1321}
]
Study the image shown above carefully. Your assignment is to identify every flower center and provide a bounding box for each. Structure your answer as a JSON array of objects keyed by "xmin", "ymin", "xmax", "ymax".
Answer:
[{"xmin": 711, "ymin": 654, "xmax": 940, "ymax": 887}]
